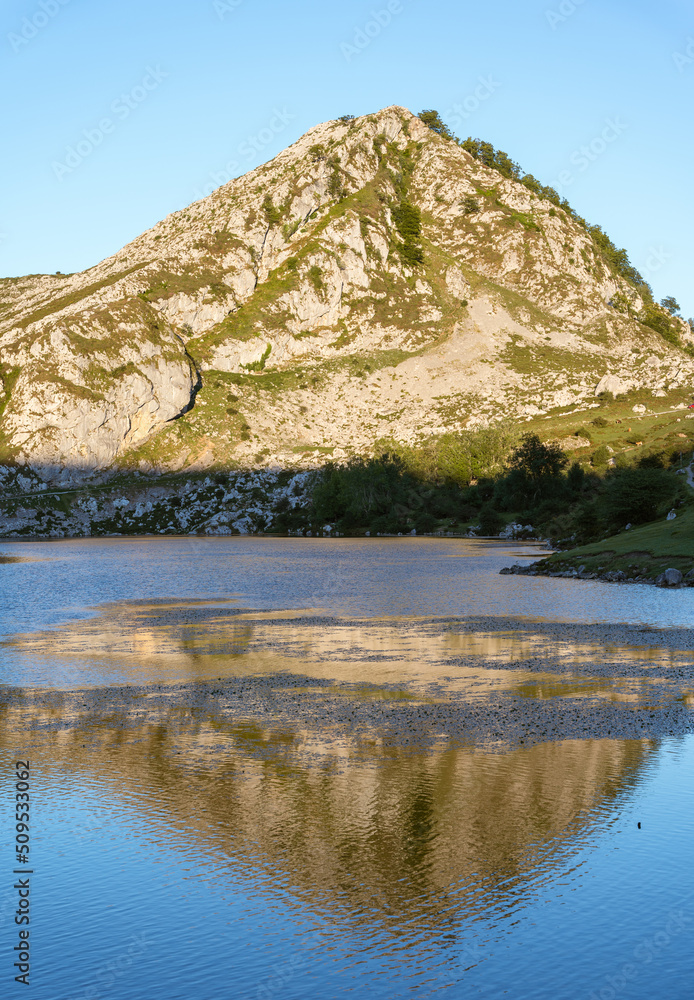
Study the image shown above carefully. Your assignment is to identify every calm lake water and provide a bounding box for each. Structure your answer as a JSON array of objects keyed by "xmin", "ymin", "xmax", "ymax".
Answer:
[{"xmin": 1, "ymin": 537, "xmax": 693, "ymax": 999}]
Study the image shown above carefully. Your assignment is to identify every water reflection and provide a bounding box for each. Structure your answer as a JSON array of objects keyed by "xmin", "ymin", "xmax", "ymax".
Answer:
[
  {"xmin": 0, "ymin": 696, "xmax": 654, "ymax": 937},
  {"xmin": 2, "ymin": 599, "xmax": 690, "ymax": 694},
  {"xmin": 0, "ymin": 533, "xmax": 692, "ymax": 997}
]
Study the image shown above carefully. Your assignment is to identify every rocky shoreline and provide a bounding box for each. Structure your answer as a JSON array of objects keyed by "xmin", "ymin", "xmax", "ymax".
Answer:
[{"xmin": 501, "ymin": 560, "xmax": 694, "ymax": 587}]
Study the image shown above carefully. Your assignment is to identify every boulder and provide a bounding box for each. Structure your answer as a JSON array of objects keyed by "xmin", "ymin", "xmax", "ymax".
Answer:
[
  {"xmin": 594, "ymin": 374, "xmax": 628, "ymax": 397},
  {"xmin": 557, "ymin": 436, "xmax": 591, "ymax": 451},
  {"xmin": 655, "ymin": 568, "xmax": 683, "ymax": 588}
]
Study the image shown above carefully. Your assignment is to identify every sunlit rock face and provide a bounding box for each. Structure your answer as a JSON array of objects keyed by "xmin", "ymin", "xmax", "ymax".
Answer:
[{"xmin": 2, "ymin": 105, "xmax": 691, "ymax": 480}]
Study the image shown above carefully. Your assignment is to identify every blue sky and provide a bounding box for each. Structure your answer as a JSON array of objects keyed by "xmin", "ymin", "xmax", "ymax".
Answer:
[{"xmin": 2, "ymin": 0, "xmax": 692, "ymax": 316}]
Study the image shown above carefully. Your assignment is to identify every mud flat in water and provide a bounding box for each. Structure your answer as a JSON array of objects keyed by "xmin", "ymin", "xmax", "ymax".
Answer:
[{"xmin": 3, "ymin": 610, "xmax": 693, "ymax": 750}]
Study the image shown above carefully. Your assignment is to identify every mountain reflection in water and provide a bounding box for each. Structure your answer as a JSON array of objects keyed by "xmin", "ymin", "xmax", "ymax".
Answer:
[
  {"xmin": 2, "ymin": 698, "xmax": 651, "ymax": 937},
  {"xmin": 2, "ymin": 598, "xmax": 689, "ymax": 692}
]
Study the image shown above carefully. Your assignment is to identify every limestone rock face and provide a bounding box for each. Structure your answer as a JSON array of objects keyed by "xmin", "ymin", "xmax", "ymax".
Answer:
[
  {"xmin": 556, "ymin": 435, "xmax": 592, "ymax": 451},
  {"xmin": 156, "ymin": 290, "xmax": 237, "ymax": 336},
  {"xmin": 0, "ymin": 314, "xmax": 195, "ymax": 475},
  {"xmin": 1, "ymin": 104, "xmax": 692, "ymax": 480}
]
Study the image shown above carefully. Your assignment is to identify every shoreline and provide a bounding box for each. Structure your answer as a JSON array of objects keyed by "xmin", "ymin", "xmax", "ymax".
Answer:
[{"xmin": 502, "ymin": 558, "xmax": 694, "ymax": 587}]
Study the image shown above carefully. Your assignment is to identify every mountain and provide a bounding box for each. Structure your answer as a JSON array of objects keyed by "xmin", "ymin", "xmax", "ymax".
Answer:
[{"xmin": 1, "ymin": 105, "xmax": 692, "ymax": 484}]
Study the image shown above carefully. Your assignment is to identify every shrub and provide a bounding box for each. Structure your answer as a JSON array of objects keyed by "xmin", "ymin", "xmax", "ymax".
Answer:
[
  {"xmin": 241, "ymin": 344, "xmax": 271, "ymax": 372},
  {"xmin": 392, "ymin": 200, "xmax": 423, "ymax": 267},
  {"xmin": 262, "ymin": 196, "xmax": 281, "ymax": 227},
  {"xmin": 478, "ymin": 504, "xmax": 504, "ymax": 536},
  {"xmin": 592, "ymin": 445, "xmax": 610, "ymax": 467},
  {"xmin": 638, "ymin": 452, "xmax": 666, "ymax": 469},
  {"xmin": 417, "ymin": 110, "xmax": 456, "ymax": 141},
  {"xmin": 308, "ymin": 265, "xmax": 323, "ymax": 293}
]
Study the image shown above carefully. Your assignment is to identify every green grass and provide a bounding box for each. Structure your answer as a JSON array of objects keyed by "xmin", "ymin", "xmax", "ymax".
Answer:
[
  {"xmin": 542, "ymin": 504, "xmax": 694, "ymax": 578},
  {"xmin": 17, "ymin": 263, "xmax": 150, "ymax": 328}
]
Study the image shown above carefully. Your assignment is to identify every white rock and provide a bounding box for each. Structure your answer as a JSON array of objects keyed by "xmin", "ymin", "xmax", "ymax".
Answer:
[{"xmin": 594, "ymin": 374, "xmax": 628, "ymax": 397}]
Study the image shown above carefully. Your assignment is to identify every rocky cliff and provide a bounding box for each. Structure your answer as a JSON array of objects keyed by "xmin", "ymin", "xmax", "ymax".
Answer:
[{"xmin": 1, "ymin": 105, "xmax": 692, "ymax": 483}]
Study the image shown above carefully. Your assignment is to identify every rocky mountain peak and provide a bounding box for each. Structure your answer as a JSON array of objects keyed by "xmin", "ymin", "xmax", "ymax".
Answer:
[{"xmin": 1, "ymin": 105, "xmax": 691, "ymax": 482}]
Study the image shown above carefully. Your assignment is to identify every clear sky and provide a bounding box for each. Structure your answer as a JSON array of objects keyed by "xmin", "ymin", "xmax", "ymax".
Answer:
[{"xmin": 2, "ymin": 0, "xmax": 692, "ymax": 316}]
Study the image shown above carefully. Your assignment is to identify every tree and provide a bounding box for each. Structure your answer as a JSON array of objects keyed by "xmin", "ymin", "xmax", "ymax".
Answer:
[
  {"xmin": 598, "ymin": 467, "xmax": 683, "ymax": 528},
  {"xmin": 417, "ymin": 110, "xmax": 456, "ymax": 142},
  {"xmin": 640, "ymin": 303, "xmax": 680, "ymax": 345},
  {"xmin": 660, "ymin": 296, "xmax": 681, "ymax": 315},
  {"xmin": 508, "ymin": 434, "xmax": 567, "ymax": 480},
  {"xmin": 478, "ymin": 504, "xmax": 504, "ymax": 535}
]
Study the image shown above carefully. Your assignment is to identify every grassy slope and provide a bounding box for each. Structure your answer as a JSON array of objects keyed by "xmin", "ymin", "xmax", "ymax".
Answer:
[
  {"xmin": 527, "ymin": 387, "xmax": 694, "ymax": 576},
  {"xmin": 541, "ymin": 504, "xmax": 694, "ymax": 579}
]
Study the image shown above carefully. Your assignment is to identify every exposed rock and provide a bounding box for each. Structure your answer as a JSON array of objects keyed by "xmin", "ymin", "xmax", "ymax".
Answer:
[
  {"xmin": 156, "ymin": 290, "xmax": 236, "ymax": 335},
  {"xmin": 444, "ymin": 266, "xmax": 470, "ymax": 301},
  {"xmin": 655, "ymin": 568, "xmax": 683, "ymax": 587},
  {"xmin": 594, "ymin": 374, "xmax": 629, "ymax": 397},
  {"xmin": 556, "ymin": 435, "xmax": 591, "ymax": 451}
]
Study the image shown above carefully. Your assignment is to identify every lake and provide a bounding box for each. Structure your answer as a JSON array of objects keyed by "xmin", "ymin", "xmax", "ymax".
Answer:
[{"xmin": 1, "ymin": 536, "xmax": 693, "ymax": 999}]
